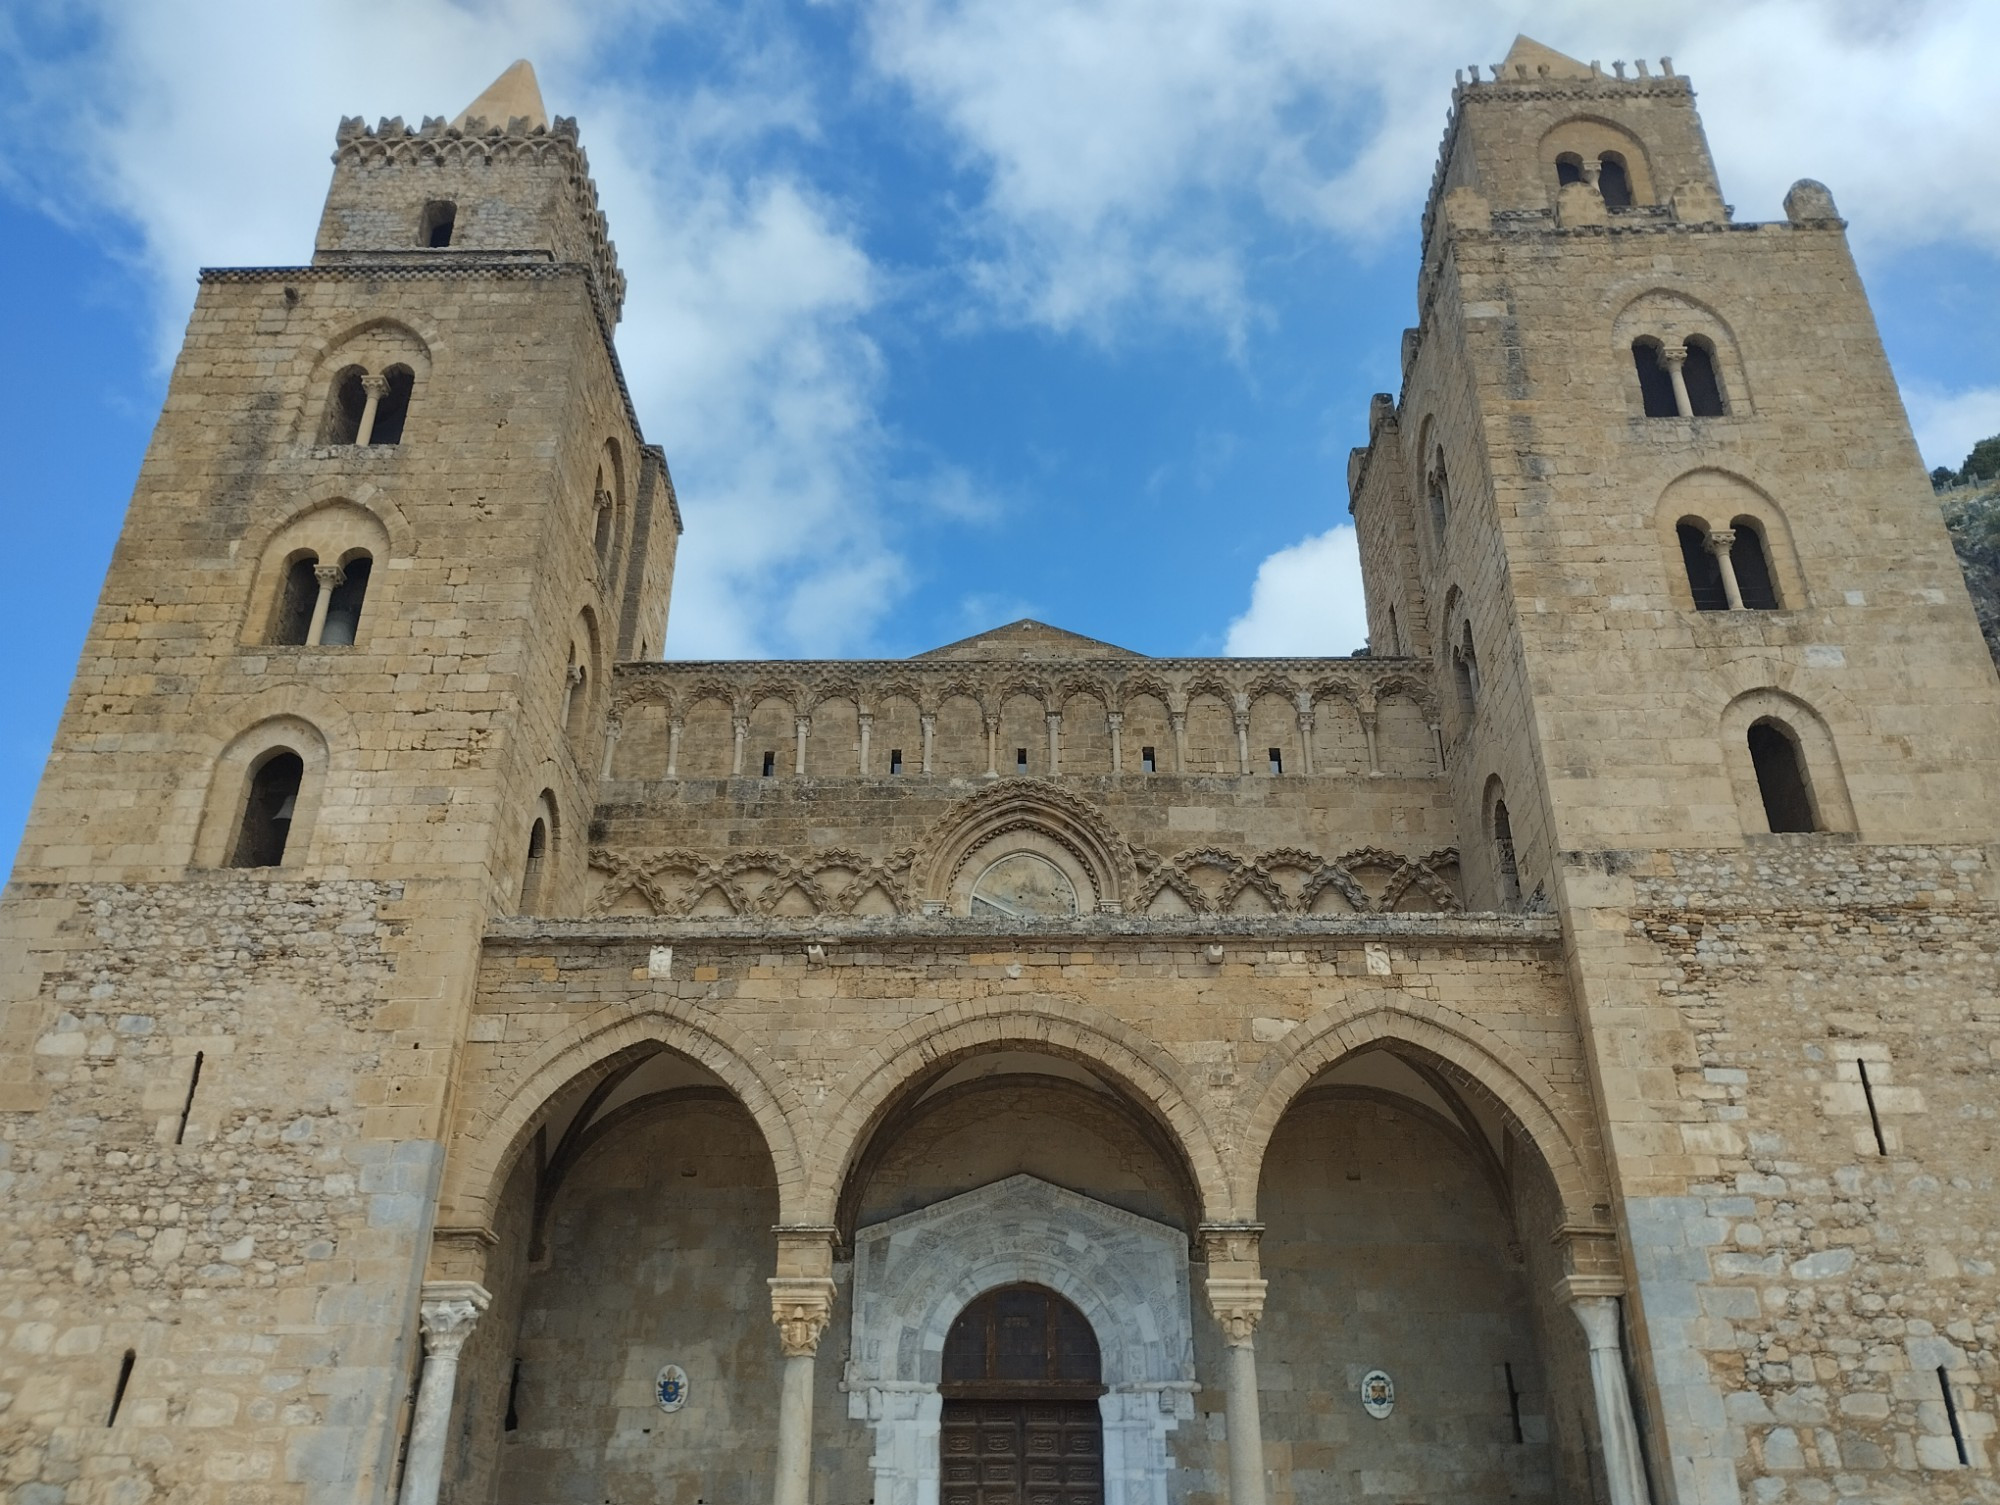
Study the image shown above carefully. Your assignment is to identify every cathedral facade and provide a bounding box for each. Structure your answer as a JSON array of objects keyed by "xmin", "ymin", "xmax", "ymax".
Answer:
[{"xmin": 5, "ymin": 39, "xmax": 2000, "ymax": 1505}]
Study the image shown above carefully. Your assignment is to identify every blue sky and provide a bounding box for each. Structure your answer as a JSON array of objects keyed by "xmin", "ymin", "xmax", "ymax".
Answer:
[{"xmin": 4, "ymin": 0, "xmax": 1999, "ymax": 871}]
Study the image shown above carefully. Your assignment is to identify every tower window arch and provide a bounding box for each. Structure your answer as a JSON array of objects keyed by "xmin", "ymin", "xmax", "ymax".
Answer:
[
  {"xmin": 520, "ymin": 793, "xmax": 557, "ymax": 914},
  {"xmin": 1683, "ymin": 337, "xmax": 1726, "ymax": 417},
  {"xmin": 1676, "ymin": 522, "xmax": 1728, "ymax": 611},
  {"xmin": 1555, "ymin": 152, "xmax": 1584, "ymax": 186},
  {"xmin": 321, "ymin": 367, "xmax": 368, "ymax": 445},
  {"xmin": 230, "ymin": 749, "xmax": 304, "ymax": 868},
  {"xmin": 273, "ymin": 553, "xmax": 322, "ymax": 643},
  {"xmin": 1597, "ymin": 152, "xmax": 1634, "ymax": 209},
  {"xmin": 419, "ymin": 200, "xmax": 457, "ymax": 248},
  {"xmin": 1632, "ymin": 338, "xmax": 1679, "ymax": 418},
  {"xmin": 1491, "ymin": 796, "xmax": 1521, "ymax": 909},
  {"xmin": 251, "ymin": 501, "xmax": 392, "ymax": 648},
  {"xmin": 1453, "ymin": 621, "xmax": 1479, "ymax": 716},
  {"xmin": 1729, "ymin": 519, "xmax": 1779, "ymax": 609},
  {"xmin": 1747, "ymin": 719, "xmax": 1817, "ymax": 833},
  {"xmin": 319, "ymin": 554, "xmax": 373, "ymax": 644},
  {"xmin": 1427, "ymin": 455, "xmax": 1450, "ymax": 538}
]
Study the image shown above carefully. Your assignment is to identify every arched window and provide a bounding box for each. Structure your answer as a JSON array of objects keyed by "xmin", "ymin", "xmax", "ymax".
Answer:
[
  {"xmin": 1748, "ymin": 719, "xmax": 1817, "ymax": 832},
  {"xmin": 229, "ymin": 750, "xmax": 303, "ymax": 868},
  {"xmin": 1632, "ymin": 338, "xmax": 1678, "ymax": 418},
  {"xmin": 593, "ymin": 468, "xmax": 615, "ymax": 571},
  {"xmin": 1492, "ymin": 797, "xmax": 1521, "ymax": 908},
  {"xmin": 1730, "ymin": 522, "xmax": 1779, "ymax": 609},
  {"xmin": 1452, "ymin": 621, "xmax": 1480, "ymax": 718},
  {"xmin": 1427, "ymin": 456, "xmax": 1449, "ymax": 537},
  {"xmin": 319, "ymin": 554, "xmax": 372, "ymax": 645},
  {"xmin": 321, "ymin": 367, "xmax": 368, "ymax": 445},
  {"xmin": 370, "ymin": 365, "xmax": 414, "ymax": 445},
  {"xmin": 1555, "ymin": 152, "xmax": 1584, "ymax": 186},
  {"xmin": 419, "ymin": 200, "xmax": 456, "ymax": 248},
  {"xmin": 272, "ymin": 554, "xmax": 320, "ymax": 643},
  {"xmin": 520, "ymin": 817, "xmax": 548, "ymax": 913},
  {"xmin": 563, "ymin": 649, "xmax": 591, "ymax": 742},
  {"xmin": 1683, "ymin": 338, "xmax": 1726, "ymax": 417},
  {"xmin": 1598, "ymin": 152, "xmax": 1634, "ymax": 209},
  {"xmin": 1385, "ymin": 605, "xmax": 1402, "ymax": 656},
  {"xmin": 1676, "ymin": 522, "xmax": 1729, "ymax": 611}
]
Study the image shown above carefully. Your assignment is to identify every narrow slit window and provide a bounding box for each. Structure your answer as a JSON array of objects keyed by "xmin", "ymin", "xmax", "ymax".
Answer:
[
  {"xmin": 889, "ymin": 749, "xmax": 903, "ymax": 775},
  {"xmin": 1493, "ymin": 799, "xmax": 1521, "ymax": 908},
  {"xmin": 593, "ymin": 501, "xmax": 613, "ymax": 568},
  {"xmin": 1939, "ymin": 1368, "xmax": 1970, "ymax": 1466},
  {"xmin": 1598, "ymin": 152, "xmax": 1634, "ymax": 208},
  {"xmin": 761, "ymin": 751, "xmax": 776, "ymax": 777},
  {"xmin": 369, "ymin": 366, "xmax": 414, "ymax": 445},
  {"xmin": 322, "ymin": 367, "xmax": 367, "ymax": 445},
  {"xmin": 1141, "ymin": 746, "xmax": 1157, "ymax": 773},
  {"xmin": 419, "ymin": 200, "xmax": 457, "ymax": 248},
  {"xmin": 1683, "ymin": 339, "xmax": 1726, "ymax": 416},
  {"xmin": 229, "ymin": 750, "xmax": 303, "ymax": 868},
  {"xmin": 1427, "ymin": 457, "xmax": 1449, "ymax": 538},
  {"xmin": 1731, "ymin": 525, "xmax": 1779, "ymax": 609},
  {"xmin": 273, "ymin": 555, "xmax": 320, "ymax": 643},
  {"xmin": 1504, "ymin": 1361, "xmax": 1524, "ymax": 1444},
  {"xmin": 320, "ymin": 556, "xmax": 372, "ymax": 645},
  {"xmin": 175, "ymin": 1050, "xmax": 204, "ymax": 1145},
  {"xmin": 107, "ymin": 1350, "xmax": 136, "ymax": 1426},
  {"xmin": 1268, "ymin": 747, "xmax": 1283, "ymax": 775},
  {"xmin": 504, "ymin": 1358, "xmax": 522, "ymax": 1432},
  {"xmin": 1015, "ymin": 747, "xmax": 1028, "ymax": 773},
  {"xmin": 1747, "ymin": 719, "xmax": 1818, "ymax": 833},
  {"xmin": 1633, "ymin": 339, "xmax": 1679, "ymax": 418},
  {"xmin": 1677, "ymin": 522, "xmax": 1729, "ymax": 610},
  {"xmin": 520, "ymin": 818, "xmax": 548, "ymax": 913},
  {"xmin": 1857, "ymin": 1058, "xmax": 1888, "ymax": 1155}
]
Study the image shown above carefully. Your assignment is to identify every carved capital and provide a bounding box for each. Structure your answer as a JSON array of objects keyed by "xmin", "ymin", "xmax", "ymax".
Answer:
[
  {"xmin": 360, "ymin": 373, "xmax": 391, "ymax": 399},
  {"xmin": 1704, "ymin": 527, "xmax": 1737, "ymax": 557},
  {"xmin": 1105, "ymin": 711, "xmax": 1123, "ymax": 730},
  {"xmin": 1204, "ymin": 1276, "xmax": 1268, "ymax": 1348},
  {"xmin": 769, "ymin": 1276, "xmax": 837, "ymax": 1357},
  {"xmin": 417, "ymin": 1280, "xmax": 491, "ymax": 1360},
  {"xmin": 313, "ymin": 563, "xmax": 346, "ymax": 590},
  {"xmin": 566, "ymin": 663, "xmax": 586, "ymax": 686},
  {"xmin": 1660, "ymin": 343, "xmax": 1689, "ymax": 371}
]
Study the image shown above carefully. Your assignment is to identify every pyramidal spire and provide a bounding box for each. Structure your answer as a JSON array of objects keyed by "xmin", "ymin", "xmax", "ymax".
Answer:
[
  {"xmin": 452, "ymin": 59, "xmax": 548, "ymax": 130},
  {"xmin": 1498, "ymin": 35, "xmax": 1594, "ymax": 81}
]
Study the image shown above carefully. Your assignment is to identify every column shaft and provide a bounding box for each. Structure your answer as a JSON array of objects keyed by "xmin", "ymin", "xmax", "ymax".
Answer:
[
  {"xmin": 1223, "ymin": 1339, "xmax": 1268, "ymax": 1505},
  {"xmin": 396, "ymin": 1283, "xmax": 489, "ymax": 1505},
  {"xmin": 1571, "ymin": 1295, "xmax": 1652, "ymax": 1505}
]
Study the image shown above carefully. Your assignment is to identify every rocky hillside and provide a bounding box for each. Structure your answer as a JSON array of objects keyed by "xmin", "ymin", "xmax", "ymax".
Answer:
[{"xmin": 1935, "ymin": 432, "xmax": 2000, "ymax": 670}]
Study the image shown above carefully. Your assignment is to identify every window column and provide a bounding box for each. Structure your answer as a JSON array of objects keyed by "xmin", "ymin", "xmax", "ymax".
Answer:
[
  {"xmin": 355, "ymin": 373, "xmax": 390, "ymax": 446},
  {"xmin": 1106, "ymin": 711, "xmax": 1123, "ymax": 771},
  {"xmin": 1704, "ymin": 528, "xmax": 1746, "ymax": 610},
  {"xmin": 1660, "ymin": 345, "xmax": 1695, "ymax": 419},
  {"xmin": 1046, "ymin": 711, "xmax": 1062, "ymax": 775},
  {"xmin": 920, "ymin": 713, "xmax": 936, "ymax": 773},
  {"xmin": 305, "ymin": 564, "xmax": 345, "ymax": 646}
]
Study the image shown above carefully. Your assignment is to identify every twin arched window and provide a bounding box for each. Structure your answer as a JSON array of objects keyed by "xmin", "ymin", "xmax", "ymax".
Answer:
[
  {"xmin": 271, "ymin": 550, "xmax": 373, "ymax": 645},
  {"xmin": 1633, "ymin": 337, "xmax": 1725, "ymax": 418},
  {"xmin": 1556, "ymin": 150, "xmax": 1634, "ymax": 209},
  {"xmin": 1676, "ymin": 518, "xmax": 1778, "ymax": 611},
  {"xmin": 321, "ymin": 364, "xmax": 415, "ymax": 446}
]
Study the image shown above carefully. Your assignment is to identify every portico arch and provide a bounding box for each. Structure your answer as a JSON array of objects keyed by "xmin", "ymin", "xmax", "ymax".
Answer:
[
  {"xmin": 807, "ymin": 1000, "xmax": 1235, "ymax": 1226},
  {"xmin": 439, "ymin": 1001, "xmax": 809, "ymax": 1229}
]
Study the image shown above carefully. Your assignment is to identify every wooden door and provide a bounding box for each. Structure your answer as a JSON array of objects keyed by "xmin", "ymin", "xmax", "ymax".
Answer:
[{"xmin": 940, "ymin": 1286, "xmax": 1105, "ymax": 1505}]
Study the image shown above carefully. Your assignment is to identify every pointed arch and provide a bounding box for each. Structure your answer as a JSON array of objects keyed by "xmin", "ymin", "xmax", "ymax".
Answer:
[
  {"xmin": 803, "ymin": 998, "xmax": 1237, "ymax": 1225},
  {"xmin": 1238, "ymin": 994, "xmax": 1602, "ymax": 1227},
  {"xmin": 439, "ymin": 1000, "xmax": 810, "ymax": 1227}
]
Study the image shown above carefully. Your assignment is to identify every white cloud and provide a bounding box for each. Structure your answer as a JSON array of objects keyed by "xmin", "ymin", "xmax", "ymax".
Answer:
[
  {"xmin": 0, "ymin": 0, "xmax": 907, "ymax": 659},
  {"xmin": 859, "ymin": 0, "xmax": 2000, "ymax": 338},
  {"xmin": 1223, "ymin": 524, "xmax": 1369, "ymax": 657},
  {"xmin": 1904, "ymin": 385, "xmax": 2000, "ymax": 474}
]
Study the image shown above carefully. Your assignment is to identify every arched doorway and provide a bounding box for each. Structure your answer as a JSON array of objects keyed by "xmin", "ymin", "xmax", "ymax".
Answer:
[{"xmin": 941, "ymin": 1284, "xmax": 1105, "ymax": 1505}]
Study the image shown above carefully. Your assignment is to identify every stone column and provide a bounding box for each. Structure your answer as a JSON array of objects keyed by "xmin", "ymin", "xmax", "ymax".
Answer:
[
  {"xmin": 599, "ymin": 715, "xmax": 622, "ymax": 779},
  {"xmin": 770, "ymin": 1229, "xmax": 837, "ymax": 1505},
  {"xmin": 1580, "ymin": 158, "xmax": 1602, "ymax": 193},
  {"xmin": 1661, "ymin": 345, "xmax": 1694, "ymax": 419},
  {"xmin": 1705, "ymin": 528, "xmax": 1745, "ymax": 610},
  {"xmin": 667, "ymin": 717, "xmax": 683, "ymax": 778},
  {"xmin": 1170, "ymin": 711, "xmax": 1188, "ymax": 773},
  {"xmin": 1202, "ymin": 1227, "xmax": 1269, "ymax": 1505},
  {"xmin": 1428, "ymin": 721, "xmax": 1445, "ymax": 773},
  {"xmin": 1233, "ymin": 707, "xmax": 1252, "ymax": 775},
  {"xmin": 1046, "ymin": 712, "xmax": 1062, "ymax": 776},
  {"xmin": 355, "ymin": 372, "xmax": 389, "ymax": 446},
  {"xmin": 1106, "ymin": 711, "xmax": 1123, "ymax": 772},
  {"xmin": 920, "ymin": 713, "xmax": 936, "ymax": 773},
  {"xmin": 1359, "ymin": 707, "xmax": 1381, "ymax": 776},
  {"xmin": 396, "ymin": 1281, "xmax": 490, "ymax": 1505},
  {"xmin": 1566, "ymin": 1287, "xmax": 1652, "ymax": 1505},
  {"xmin": 1294, "ymin": 702, "xmax": 1315, "ymax": 776},
  {"xmin": 306, "ymin": 564, "xmax": 345, "ymax": 646},
  {"xmin": 732, "ymin": 716, "xmax": 749, "ymax": 776},
  {"xmin": 857, "ymin": 711, "xmax": 872, "ymax": 775},
  {"xmin": 794, "ymin": 717, "xmax": 810, "ymax": 775},
  {"xmin": 983, "ymin": 715, "xmax": 1000, "ymax": 777}
]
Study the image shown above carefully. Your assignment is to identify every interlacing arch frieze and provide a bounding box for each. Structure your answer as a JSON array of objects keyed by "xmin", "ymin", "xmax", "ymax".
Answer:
[
  {"xmin": 1131, "ymin": 844, "xmax": 1462, "ymax": 916},
  {"xmin": 586, "ymin": 845, "xmax": 921, "ymax": 919}
]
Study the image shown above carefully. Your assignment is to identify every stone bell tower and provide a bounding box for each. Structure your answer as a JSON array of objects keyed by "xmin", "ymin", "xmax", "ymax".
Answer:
[
  {"xmin": 1353, "ymin": 36, "xmax": 2000, "ymax": 1504},
  {"xmin": 0, "ymin": 62, "xmax": 676, "ymax": 1503}
]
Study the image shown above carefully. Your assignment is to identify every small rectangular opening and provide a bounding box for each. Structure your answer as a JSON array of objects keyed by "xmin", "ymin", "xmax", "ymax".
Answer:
[
  {"xmin": 107, "ymin": 1349, "xmax": 136, "ymax": 1426},
  {"xmin": 1940, "ymin": 1366, "xmax": 1970, "ymax": 1465},
  {"xmin": 1268, "ymin": 747, "xmax": 1283, "ymax": 775},
  {"xmin": 761, "ymin": 751, "xmax": 776, "ymax": 778},
  {"xmin": 175, "ymin": 1051, "xmax": 204, "ymax": 1146},
  {"xmin": 1141, "ymin": 746, "xmax": 1157, "ymax": 773},
  {"xmin": 1857, "ymin": 1058, "xmax": 1888, "ymax": 1155},
  {"xmin": 889, "ymin": 749, "xmax": 903, "ymax": 775},
  {"xmin": 1015, "ymin": 747, "xmax": 1028, "ymax": 772}
]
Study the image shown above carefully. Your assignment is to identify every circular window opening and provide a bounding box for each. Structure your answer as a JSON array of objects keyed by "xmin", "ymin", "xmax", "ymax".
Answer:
[{"xmin": 970, "ymin": 852, "xmax": 1079, "ymax": 920}]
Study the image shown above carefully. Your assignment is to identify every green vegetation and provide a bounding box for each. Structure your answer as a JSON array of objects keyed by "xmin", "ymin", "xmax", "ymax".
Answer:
[{"xmin": 1937, "ymin": 432, "xmax": 2000, "ymax": 667}]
